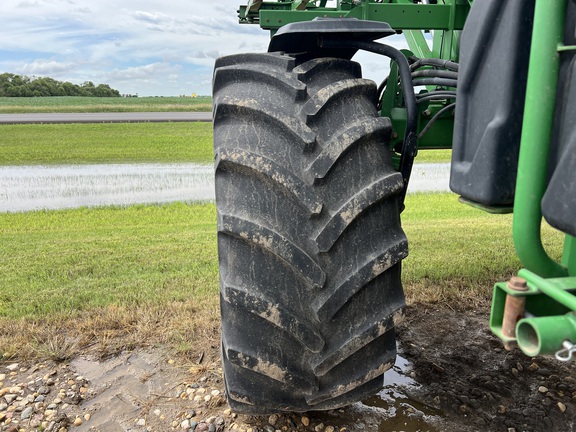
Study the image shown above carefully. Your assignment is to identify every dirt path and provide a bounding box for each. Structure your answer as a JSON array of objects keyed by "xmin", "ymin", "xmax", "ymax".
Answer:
[{"xmin": 2, "ymin": 304, "xmax": 575, "ymax": 432}]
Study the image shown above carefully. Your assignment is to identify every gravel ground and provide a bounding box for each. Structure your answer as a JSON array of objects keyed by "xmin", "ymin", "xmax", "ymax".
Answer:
[{"xmin": 2, "ymin": 304, "xmax": 576, "ymax": 432}]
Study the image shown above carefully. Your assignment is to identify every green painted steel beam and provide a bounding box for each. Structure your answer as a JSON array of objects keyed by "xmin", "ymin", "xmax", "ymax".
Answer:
[
  {"xmin": 258, "ymin": 4, "xmax": 467, "ymax": 31},
  {"xmin": 563, "ymin": 236, "xmax": 576, "ymax": 276},
  {"xmin": 513, "ymin": 0, "xmax": 568, "ymax": 278},
  {"xmin": 518, "ymin": 269, "xmax": 576, "ymax": 312},
  {"xmin": 404, "ymin": 30, "xmax": 432, "ymax": 59}
]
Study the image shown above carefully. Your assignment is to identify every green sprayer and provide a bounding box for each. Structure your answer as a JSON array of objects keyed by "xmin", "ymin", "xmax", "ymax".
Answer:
[{"xmin": 212, "ymin": 0, "xmax": 576, "ymax": 413}]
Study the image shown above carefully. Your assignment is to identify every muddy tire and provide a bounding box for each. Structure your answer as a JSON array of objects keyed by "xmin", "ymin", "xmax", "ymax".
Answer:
[{"xmin": 213, "ymin": 52, "xmax": 408, "ymax": 413}]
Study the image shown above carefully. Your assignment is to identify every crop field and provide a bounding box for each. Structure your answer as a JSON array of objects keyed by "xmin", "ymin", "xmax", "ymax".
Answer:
[{"xmin": 0, "ymin": 96, "xmax": 212, "ymax": 113}]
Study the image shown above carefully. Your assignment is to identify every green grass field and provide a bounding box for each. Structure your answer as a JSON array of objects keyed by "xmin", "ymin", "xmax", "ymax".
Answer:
[
  {"xmin": 0, "ymin": 96, "xmax": 212, "ymax": 113},
  {"xmin": 0, "ymin": 195, "xmax": 564, "ymax": 360},
  {"xmin": 0, "ymin": 123, "xmax": 213, "ymax": 165},
  {"xmin": 0, "ymin": 194, "xmax": 563, "ymax": 320},
  {"xmin": 0, "ymin": 122, "xmax": 450, "ymax": 165}
]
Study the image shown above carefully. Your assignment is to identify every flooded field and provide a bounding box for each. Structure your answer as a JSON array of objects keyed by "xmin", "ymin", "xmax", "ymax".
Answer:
[
  {"xmin": 0, "ymin": 163, "xmax": 214, "ymax": 212},
  {"xmin": 0, "ymin": 163, "xmax": 450, "ymax": 212}
]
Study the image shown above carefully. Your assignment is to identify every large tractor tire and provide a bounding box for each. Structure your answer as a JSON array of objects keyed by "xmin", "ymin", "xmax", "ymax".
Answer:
[{"xmin": 213, "ymin": 52, "xmax": 408, "ymax": 413}]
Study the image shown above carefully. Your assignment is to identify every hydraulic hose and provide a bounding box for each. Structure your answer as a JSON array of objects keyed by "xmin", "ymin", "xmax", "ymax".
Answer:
[
  {"xmin": 416, "ymin": 91, "xmax": 457, "ymax": 103},
  {"xmin": 409, "ymin": 57, "xmax": 459, "ymax": 72},
  {"xmin": 411, "ymin": 69, "xmax": 459, "ymax": 80},
  {"xmin": 413, "ymin": 77, "xmax": 458, "ymax": 88}
]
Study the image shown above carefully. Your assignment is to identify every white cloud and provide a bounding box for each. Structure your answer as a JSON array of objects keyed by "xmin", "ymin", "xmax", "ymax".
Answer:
[
  {"xmin": 0, "ymin": 0, "xmax": 428, "ymax": 96},
  {"xmin": 108, "ymin": 62, "xmax": 180, "ymax": 81},
  {"xmin": 18, "ymin": 59, "xmax": 77, "ymax": 76}
]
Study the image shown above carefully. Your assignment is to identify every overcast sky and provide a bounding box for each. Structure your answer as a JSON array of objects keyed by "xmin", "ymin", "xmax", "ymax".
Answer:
[{"xmin": 1, "ymin": 0, "xmax": 410, "ymax": 96}]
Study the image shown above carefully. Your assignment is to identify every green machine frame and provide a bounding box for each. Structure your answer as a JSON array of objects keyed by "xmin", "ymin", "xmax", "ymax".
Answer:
[
  {"xmin": 236, "ymin": 0, "xmax": 576, "ymax": 360},
  {"xmin": 490, "ymin": 0, "xmax": 576, "ymax": 361}
]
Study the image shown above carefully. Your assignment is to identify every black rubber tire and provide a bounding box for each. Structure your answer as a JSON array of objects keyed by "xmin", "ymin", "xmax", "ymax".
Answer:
[{"xmin": 213, "ymin": 52, "xmax": 408, "ymax": 414}]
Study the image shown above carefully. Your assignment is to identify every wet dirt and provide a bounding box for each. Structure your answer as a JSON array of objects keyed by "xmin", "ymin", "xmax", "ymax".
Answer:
[{"xmin": 3, "ymin": 303, "xmax": 576, "ymax": 431}]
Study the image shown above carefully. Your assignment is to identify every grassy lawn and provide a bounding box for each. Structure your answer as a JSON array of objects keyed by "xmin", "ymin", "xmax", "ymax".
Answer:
[
  {"xmin": 0, "ymin": 96, "xmax": 212, "ymax": 113},
  {"xmin": 414, "ymin": 149, "xmax": 451, "ymax": 164},
  {"xmin": 0, "ymin": 122, "xmax": 447, "ymax": 166},
  {"xmin": 0, "ymin": 194, "xmax": 564, "ymax": 360},
  {"xmin": 0, "ymin": 123, "xmax": 213, "ymax": 165}
]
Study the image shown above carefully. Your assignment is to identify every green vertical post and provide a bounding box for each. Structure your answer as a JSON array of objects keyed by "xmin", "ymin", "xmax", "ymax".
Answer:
[
  {"xmin": 563, "ymin": 236, "xmax": 576, "ymax": 276},
  {"xmin": 513, "ymin": 0, "xmax": 568, "ymax": 278}
]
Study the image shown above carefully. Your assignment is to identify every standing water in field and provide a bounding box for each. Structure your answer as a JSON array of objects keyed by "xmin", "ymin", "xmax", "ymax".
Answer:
[
  {"xmin": 0, "ymin": 163, "xmax": 449, "ymax": 212},
  {"xmin": 0, "ymin": 163, "xmax": 214, "ymax": 212}
]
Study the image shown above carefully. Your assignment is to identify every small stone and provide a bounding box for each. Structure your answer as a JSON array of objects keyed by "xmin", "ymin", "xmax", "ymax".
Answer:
[
  {"xmin": 528, "ymin": 363, "xmax": 539, "ymax": 372},
  {"xmin": 137, "ymin": 418, "xmax": 146, "ymax": 426},
  {"xmin": 0, "ymin": 403, "xmax": 7, "ymax": 411},
  {"xmin": 511, "ymin": 368, "xmax": 519, "ymax": 378},
  {"xmin": 190, "ymin": 420, "xmax": 199, "ymax": 430},
  {"xmin": 325, "ymin": 427, "xmax": 335, "ymax": 432},
  {"xmin": 74, "ymin": 418, "xmax": 83, "ymax": 426},
  {"xmin": 197, "ymin": 388, "xmax": 206, "ymax": 394},
  {"xmin": 196, "ymin": 423, "xmax": 209, "ymax": 432},
  {"xmin": 269, "ymin": 414, "xmax": 279, "ymax": 426},
  {"xmin": 538, "ymin": 386, "xmax": 549, "ymax": 393},
  {"xmin": 20, "ymin": 406, "xmax": 33, "ymax": 420},
  {"xmin": 6, "ymin": 364, "xmax": 18, "ymax": 372},
  {"xmin": 9, "ymin": 386, "xmax": 21, "ymax": 394},
  {"xmin": 0, "ymin": 374, "xmax": 5, "ymax": 381},
  {"xmin": 211, "ymin": 389, "xmax": 220, "ymax": 397},
  {"xmin": 516, "ymin": 362, "xmax": 524, "ymax": 372},
  {"xmin": 5, "ymin": 395, "xmax": 17, "ymax": 404},
  {"xmin": 0, "ymin": 412, "xmax": 5, "ymax": 422},
  {"xmin": 224, "ymin": 409, "xmax": 232, "ymax": 416},
  {"xmin": 53, "ymin": 398, "xmax": 62, "ymax": 404},
  {"xmin": 315, "ymin": 423, "xmax": 325, "ymax": 432},
  {"xmin": 181, "ymin": 419, "xmax": 191, "ymax": 429},
  {"xmin": 208, "ymin": 425, "xmax": 216, "ymax": 432},
  {"xmin": 558, "ymin": 402, "xmax": 567, "ymax": 413},
  {"xmin": 153, "ymin": 409, "xmax": 161, "ymax": 416},
  {"xmin": 84, "ymin": 413, "xmax": 91, "ymax": 421},
  {"xmin": 203, "ymin": 395, "xmax": 211, "ymax": 402},
  {"xmin": 37, "ymin": 386, "xmax": 48, "ymax": 394},
  {"xmin": 302, "ymin": 416, "xmax": 310, "ymax": 426}
]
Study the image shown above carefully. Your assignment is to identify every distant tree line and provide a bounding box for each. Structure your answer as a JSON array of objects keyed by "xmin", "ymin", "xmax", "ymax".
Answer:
[{"xmin": 0, "ymin": 73, "xmax": 121, "ymax": 97}]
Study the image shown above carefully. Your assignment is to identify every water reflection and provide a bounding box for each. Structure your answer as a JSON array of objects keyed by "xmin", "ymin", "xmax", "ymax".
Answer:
[
  {"xmin": 0, "ymin": 163, "xmax": 214, "ymax": 212},
  {"xmin": 0, "ymin": 163, "xmax": 450, "ymax": 213}
]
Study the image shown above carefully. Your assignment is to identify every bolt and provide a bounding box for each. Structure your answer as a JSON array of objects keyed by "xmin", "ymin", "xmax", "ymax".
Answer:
[
  {"xmin": 423, "ymin": 109, "xmax": 431, "ymax": 116},
  {"xmin": 507, "ymin": 276, "xmax": 528, "ymax": 292}
]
